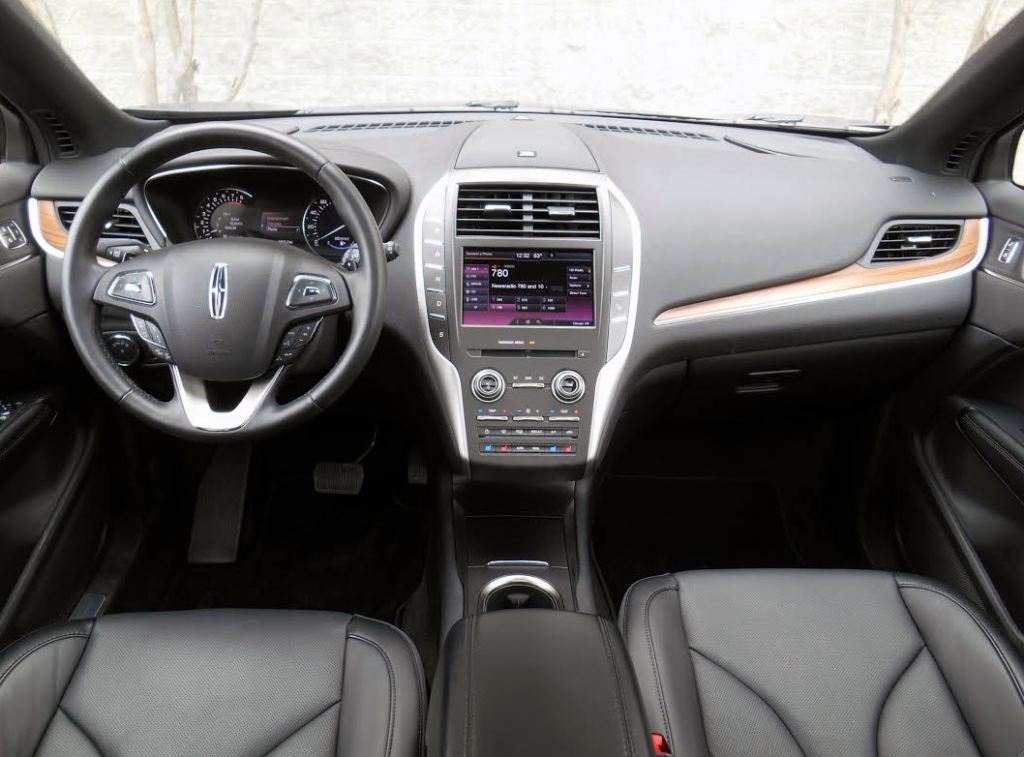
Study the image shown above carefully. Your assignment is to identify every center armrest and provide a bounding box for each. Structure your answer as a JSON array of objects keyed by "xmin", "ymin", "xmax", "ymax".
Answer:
[{"xmin": 427, "ymin": 609, "xmax": 654, "ymax": 757}]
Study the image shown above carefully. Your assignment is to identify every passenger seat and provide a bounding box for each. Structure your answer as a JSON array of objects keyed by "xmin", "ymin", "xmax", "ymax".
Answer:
[{"xmin": 621, "ymin": 569, "xmax": 1024, "ymax": 757}]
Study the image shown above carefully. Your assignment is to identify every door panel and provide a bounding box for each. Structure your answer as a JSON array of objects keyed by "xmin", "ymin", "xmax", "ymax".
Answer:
[{"xmin": 894, "ymin": 128, "xmax": 1024, "ymax": 654}]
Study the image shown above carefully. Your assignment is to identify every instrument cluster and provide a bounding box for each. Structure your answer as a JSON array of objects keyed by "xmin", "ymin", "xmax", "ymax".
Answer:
[{"xmin": 145, "ymin": 166, "xmax": 391, "ymax": 263}]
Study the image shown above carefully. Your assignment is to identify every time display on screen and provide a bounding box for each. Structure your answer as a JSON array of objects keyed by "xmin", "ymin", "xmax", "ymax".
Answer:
[{"xmin": 461, "ymin": 249, "xmax": 595, "ymax": 327}]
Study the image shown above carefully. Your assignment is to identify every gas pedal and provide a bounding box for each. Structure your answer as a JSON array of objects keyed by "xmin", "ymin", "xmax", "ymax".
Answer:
[{"xmin": 314, "ymin": 462, "xmax": 365, "ymax": 495}]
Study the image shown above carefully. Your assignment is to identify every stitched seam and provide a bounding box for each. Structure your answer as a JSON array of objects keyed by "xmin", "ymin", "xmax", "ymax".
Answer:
[
  {"xmin": 597, "ymin": 616, "xmax": 635, "ymax": 757},
  {"xmin": 332, "ymin": 615, "xmax": 352, "ymax": 757},
  {"xmin": 958, "ymin": 415, "xmax": 1024, "ymax": 509},
  {"xmin": 351, "ymin": 635, "xmax": 397, "ymax": 757},
  {"xmin": 256, "ymin": 699, "xmax": 343, "ymax": 757},
  {"xmin": 892, "ymin": 578, "xmax": 985, "ymax": 757},
  {"xmin": 359, "ymin": 618, "xmax": 426, "ymax": 757},
  {"xmin": 57, "ymin": 705, "xmax": 105, "ymax": 757},
  {"xmin": 0, "ymin": 407, "xmax": 48, "ymax": 466},
  {"xmin": 0, "ymin": 632, "xmax": 89, "ymax": 688},
  {"xmin": 874, "ymin": 645, "xmax": 925, "ymax": 757},
  {"xmin": 689, "ymin": 648, "xmax": 808, "ymax": 757},
  {"xmin": 897, "ymin": 580, "xmax": 1024, "ymax": 709},
  {"xmin": 643, "ymin": 585, "xmax": 678, "ymax": 747},
  {"xmin": 392, "ymin": 623, "xmax": 426, "ymax": 757}
]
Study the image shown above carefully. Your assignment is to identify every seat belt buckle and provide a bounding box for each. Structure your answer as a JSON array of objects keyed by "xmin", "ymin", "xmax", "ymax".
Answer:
[{"xmin": 652, "ymin": 733, "xmax": 672, "ymax": 755}]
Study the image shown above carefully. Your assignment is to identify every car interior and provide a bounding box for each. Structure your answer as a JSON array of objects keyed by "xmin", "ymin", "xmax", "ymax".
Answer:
[{"xmin": 1, "ymin": 0, "xmax": 1024, "ymax": 755}]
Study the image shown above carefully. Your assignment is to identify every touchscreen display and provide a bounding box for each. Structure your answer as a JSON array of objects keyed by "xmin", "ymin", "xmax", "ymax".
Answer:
[{"xmin": 462, "ymin": 249, "xmax": 595, "ymax": 327}]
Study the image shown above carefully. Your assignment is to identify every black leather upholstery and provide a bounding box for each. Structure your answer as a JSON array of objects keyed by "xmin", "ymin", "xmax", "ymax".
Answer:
[
  {"xmin": 621, "ymin": 569, "xmax": 1024, "ymax": 757},
  {"xmin": 427, "ymin": 609, "xmax": 654, "ymax": 757},
  {"xmin": 0, "ymin": 610, "xmax": 425, "ymax": 757}
]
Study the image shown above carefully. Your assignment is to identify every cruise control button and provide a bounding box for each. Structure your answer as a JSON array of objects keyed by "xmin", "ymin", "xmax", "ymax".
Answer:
[
  {"xmin": 108, "ymin": 271, "xmax": 155, "ymax": 305},
  {"xmin": 286, "ymin": 275, "xmax": 336, "ymax": 308},
  {"xmin": 294, "ymin": 320, "xmax": 319, "ymax": 346}
]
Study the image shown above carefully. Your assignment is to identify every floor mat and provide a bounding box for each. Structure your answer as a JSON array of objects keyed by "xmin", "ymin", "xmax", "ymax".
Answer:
[
  {"xmin": 112, "ymin": 422, "xmax": 428, "ymax": 623},
  {"xmin": 594, "ymin": 475, "xmax": 803, "ymax": 608}
]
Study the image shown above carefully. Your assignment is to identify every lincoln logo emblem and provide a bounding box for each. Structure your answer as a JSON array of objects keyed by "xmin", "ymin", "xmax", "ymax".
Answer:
[{"xmin": 208, "ymin": 263, "xmax": 228, "ymax": 320}]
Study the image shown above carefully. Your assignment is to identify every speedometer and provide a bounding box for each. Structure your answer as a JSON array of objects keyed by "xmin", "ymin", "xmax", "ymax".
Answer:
[
  {"xmin": 303, "ymin": 197, "xmax": 353, "ymax": 257},
  {"xmin": 194, "ymin": 188, "xmax": 252, "ymax": 239}
]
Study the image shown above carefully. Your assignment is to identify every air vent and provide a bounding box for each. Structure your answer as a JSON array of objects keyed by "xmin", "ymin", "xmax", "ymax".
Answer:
[
  {"xmin": 57, "ymin": 204, "xmax": 149, "ymax": 243},
  {"xmin": 871, "ymin": 223, "xmax": 962, "ymax": 263},
  {"xmin": 578, "ymin": 123, "xmax": 718, "ymax": 141},
  {"xmin": 304, "ymin": 120, "xmax": 468, "ymax": 133},
  {"xmin": 456, "ymin": 185, "xmax": 600, "ymax": 238},
  {"xmin": 33, "ymin": 110, "xmax": 78, "ymax": 158},
  {"xmin": 943, "ymin": 129, "xmax": 990, "ymax": 175}
]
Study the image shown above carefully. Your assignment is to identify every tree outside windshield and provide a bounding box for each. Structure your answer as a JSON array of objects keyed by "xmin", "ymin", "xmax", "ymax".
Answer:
[{"xmin": 22, "ymin": 0, "xmax": 1024, "ymax": 125}]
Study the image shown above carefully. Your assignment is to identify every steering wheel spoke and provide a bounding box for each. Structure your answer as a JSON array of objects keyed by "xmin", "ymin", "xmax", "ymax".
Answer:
[{"xmin": 171, "ymin": 365, "xmax": 285, "ymax": 432}]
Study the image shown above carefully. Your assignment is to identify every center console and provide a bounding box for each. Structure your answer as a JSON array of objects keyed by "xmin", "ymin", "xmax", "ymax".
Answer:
[
  {"xmin": 427, "ymin": 609, "xmax": 654, "ymax": 757},
  {"xmin": 415, "ymin": 169, "xmax": 639, "ymax": 480}
]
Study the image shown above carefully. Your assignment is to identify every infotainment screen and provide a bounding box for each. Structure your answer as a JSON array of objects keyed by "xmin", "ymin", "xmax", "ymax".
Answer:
[{"xmin": 461, "ymin": 249, "xmax": 595, "ymax": 327}]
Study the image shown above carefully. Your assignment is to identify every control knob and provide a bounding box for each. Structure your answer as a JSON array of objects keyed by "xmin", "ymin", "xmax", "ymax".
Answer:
[
  {"xmin": 552, "ymin": 370, "xmax": 585, "ymax": 404},
  {"xmin": 471, "ymin": 369, "xmax": 506, "ymax": 403}
]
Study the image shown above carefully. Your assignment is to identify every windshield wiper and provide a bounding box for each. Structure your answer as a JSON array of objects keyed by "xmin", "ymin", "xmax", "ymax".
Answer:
[
  {"xmin": 465, "ymin": 100, "xmax": 519, "ymax": 111},
  {"xmin": 746, "ymin": 114, "xmax": 805, "ymax": 125}
]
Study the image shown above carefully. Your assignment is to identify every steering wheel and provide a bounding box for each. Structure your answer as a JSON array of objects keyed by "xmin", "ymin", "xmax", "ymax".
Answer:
[{"xmin": 60, "ymin": 123, "xmax": 387, "ymax": 440}]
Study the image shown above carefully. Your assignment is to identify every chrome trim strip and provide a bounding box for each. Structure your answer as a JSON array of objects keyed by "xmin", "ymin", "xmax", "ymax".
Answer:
[
  {"xmin": 0, "ymin": 253, "xmax": 36, "ymax": 273},
  {"xmin": 588, "ymin": 179, "xmax": 642, "ymax": 466},
  {"xmin": 478, "ymin": 574, "xmax": 562, "ymax": 612},
  {"xmin": 413, "ymin": 175, "xmax": 469, "ymax": 462},
  {"xmin": 656, "ymin": 218, "xmax": 989, "ymax": 327},
  {"xmin": 980, "ymin": 267, "xmax": 1024, "ymax": 290},
  {"xmin": 486, "ymin": 560, "xmax": 551, "ymax": 568},
  {"xmin": 171, "ymin": 365, "xmax": 284, "ymax": 432}
]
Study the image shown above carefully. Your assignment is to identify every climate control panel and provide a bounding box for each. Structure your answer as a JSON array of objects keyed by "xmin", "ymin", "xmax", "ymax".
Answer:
[{"xmin": 467, "ymin": 366, "xmax": 589, "ymax": 460}]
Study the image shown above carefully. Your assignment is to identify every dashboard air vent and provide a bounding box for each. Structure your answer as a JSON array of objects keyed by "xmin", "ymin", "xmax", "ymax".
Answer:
[
  {"xmin": 33, "ymin": 110, "xmax": 78, "ymax": 158},
  {"xmin": 456, "ymin": 185, "xmax": 600, "ymax": 238},
  {"xmin": 871, "ymin": 223, "xmax": 961, "ymax": 263},
  {"xmin": 57, "ymin": 204, "xmax": 149, "ymax": 243},
  {"xmin": 578, "ymin": 123, "xmax": 718, "ymax": 141},
  {"xmin": 943, "ymin": 129, "xmax": 990, "ymax": 175},
  {"xmin": 304, "ymin": 120, "xmax": 468, "ymax": 133}
]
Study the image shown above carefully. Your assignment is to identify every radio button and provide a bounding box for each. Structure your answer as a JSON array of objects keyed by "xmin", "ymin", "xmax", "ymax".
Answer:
[
  {"xmin": 548, "ymin": 416, "xmax": 581, "ymax": 422},
  {"xmin": 512, "ymin": 415, "xmax": 544, "ymax": 422}
]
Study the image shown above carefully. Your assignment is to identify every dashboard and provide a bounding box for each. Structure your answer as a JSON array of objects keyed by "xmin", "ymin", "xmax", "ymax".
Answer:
[
  {"xmin": 26, "ymin": 113, "xmax": 992, "ymax": 480},
  {"xmin": 143, "ymin": 165, "xmax": 391, "ymax": 263}
]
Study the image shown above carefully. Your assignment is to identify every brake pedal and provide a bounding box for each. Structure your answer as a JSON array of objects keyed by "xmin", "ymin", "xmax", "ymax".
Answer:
[{"xmin": 314, "ymin": 462, "xmax": 364, "ymax": 495}]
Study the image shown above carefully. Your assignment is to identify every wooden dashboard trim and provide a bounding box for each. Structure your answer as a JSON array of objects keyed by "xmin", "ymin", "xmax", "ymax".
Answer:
[
  {"xmin": 37, "ymin": 199, "xmax": 69, "ymax": 251},
  {"xmin": 654, "ymin": 218, "xmax": 982, "ymax": 325}
]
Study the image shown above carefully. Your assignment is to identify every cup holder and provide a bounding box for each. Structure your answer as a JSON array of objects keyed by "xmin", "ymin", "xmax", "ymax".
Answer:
[{"xmin": 478, "ymin": 574, "xmax": 563, "ymax": 613}]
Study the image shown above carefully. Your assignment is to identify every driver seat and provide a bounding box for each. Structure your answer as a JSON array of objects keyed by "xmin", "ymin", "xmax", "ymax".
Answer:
[{"xmin": 0, "ymin": 609, "xmax": 424, "ymax": 757}]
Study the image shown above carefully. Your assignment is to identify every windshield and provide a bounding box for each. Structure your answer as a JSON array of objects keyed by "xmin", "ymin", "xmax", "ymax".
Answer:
[{"xmin": 21, "ymin": 0, "xmax": 1024, "ymax": 126}]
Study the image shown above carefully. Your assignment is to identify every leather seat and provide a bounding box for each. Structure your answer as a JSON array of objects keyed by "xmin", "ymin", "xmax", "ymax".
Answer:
[
  {"xmin": 0, "ymin": 609, "xmax": 425, "ymax": 757},
  {"xmin": 621, "ymin": 569, "xmax": 1024, "ymax": 757}
]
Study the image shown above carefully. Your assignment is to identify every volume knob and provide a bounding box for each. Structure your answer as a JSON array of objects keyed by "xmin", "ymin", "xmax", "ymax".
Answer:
[
  {"xmin": 472, "ymin": 369, "xmax": 506, "ymax": 403},
  {"xmin": 552, "ymin": 370, "xmax": 585, "ymax": 404}
]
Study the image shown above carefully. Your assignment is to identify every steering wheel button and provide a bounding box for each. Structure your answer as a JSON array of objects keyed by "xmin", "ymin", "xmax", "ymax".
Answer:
[
  {"xmin": 108, "ymin": 271, "xmax": 156, "ymax": 305},
  {"xmin": 287, "ymin": 275, "xmax": 336, "ymax": 308}
]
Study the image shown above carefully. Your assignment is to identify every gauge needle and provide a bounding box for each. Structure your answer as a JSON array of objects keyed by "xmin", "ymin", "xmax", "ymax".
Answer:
[{"xmin": 316, "ymin": 223, "xmax": 347, "ymax": 244}]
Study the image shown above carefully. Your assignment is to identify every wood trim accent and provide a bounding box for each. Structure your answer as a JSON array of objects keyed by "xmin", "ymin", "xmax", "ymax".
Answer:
[
  {"xmin": 654, "ymin": 218, "xmax": 982, "ymax": 325},
  {"xmin": 37, "ymin": 200, "xmax": 68, "ymax": 251}
]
